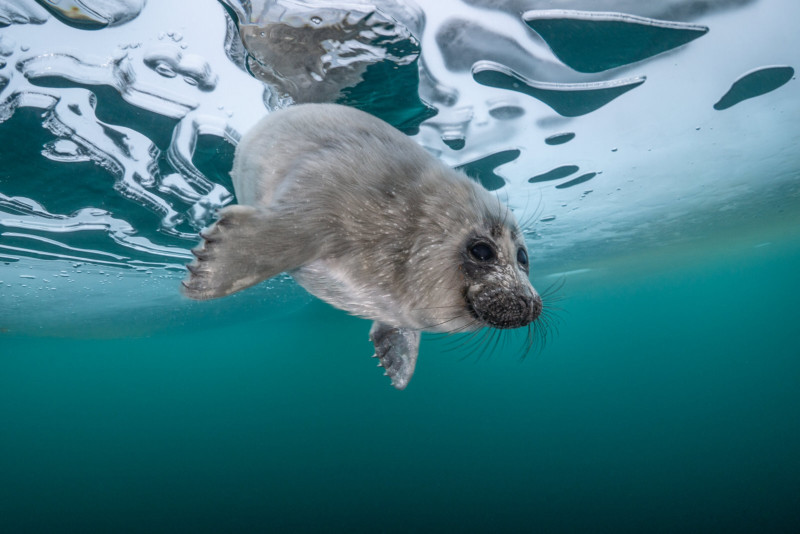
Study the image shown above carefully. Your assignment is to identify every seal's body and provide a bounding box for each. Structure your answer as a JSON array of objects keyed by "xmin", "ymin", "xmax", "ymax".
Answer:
[{"xmin": 183, "ymin": 104, "xmax": 541, "ymax": 389}]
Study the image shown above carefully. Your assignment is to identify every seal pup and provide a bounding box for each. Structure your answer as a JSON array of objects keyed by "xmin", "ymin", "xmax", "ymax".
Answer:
[{"xmin": 182, "ymin": 103, "xmax": 542, "ymax": 389}]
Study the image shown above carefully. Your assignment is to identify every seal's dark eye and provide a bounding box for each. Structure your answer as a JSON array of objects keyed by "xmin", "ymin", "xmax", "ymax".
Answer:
[
  {"xmin": 470, "ymin": 242, "xmax": 495, "ymax": 262},
  {"xmin": 517, "ymin": 247, "xmax": 528, "ymax": 266}
]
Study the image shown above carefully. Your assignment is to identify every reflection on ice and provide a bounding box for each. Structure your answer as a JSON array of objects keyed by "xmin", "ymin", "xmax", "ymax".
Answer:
[
  {"xmin": 223, "ymin": 0, "xmax": 434, "ymax": 132},
  {"xmin": 472, "ymin": 60, "xmax": 646, "ymax": 117}
]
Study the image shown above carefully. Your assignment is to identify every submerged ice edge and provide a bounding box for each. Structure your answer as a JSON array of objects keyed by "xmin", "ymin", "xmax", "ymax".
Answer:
[{"xmin": 0, "ymin": 192, "xmax": 192, "ymax": 270}]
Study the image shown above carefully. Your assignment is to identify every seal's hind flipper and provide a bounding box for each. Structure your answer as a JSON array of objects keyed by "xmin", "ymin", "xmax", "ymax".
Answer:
[
  {"xmin": 182, "ymin": 205, "xmax": 316, "ymax": 300},
  {"xmin": 370, "ymin": 322, "xmax": 421, "ymax": 390}
]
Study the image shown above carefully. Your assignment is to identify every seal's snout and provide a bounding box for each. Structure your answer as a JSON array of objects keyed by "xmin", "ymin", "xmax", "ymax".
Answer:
[
  {"xmin": 516, "ymin": 293, "xmax": 543, "ymax": 324},
  {"xmin": 468, "ymin": 286, "xmax": 543, "ymax": 329}
]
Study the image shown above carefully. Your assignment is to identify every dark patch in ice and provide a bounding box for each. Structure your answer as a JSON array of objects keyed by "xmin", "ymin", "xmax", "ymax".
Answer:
[
  {"xmin": 442, "ymin": 136, "xmax": 466, "ymax": 150},
  {"xmin": 545, "ymin": 132, "xmax": 575, "ymax": 145},
  {"xmin": 461, "ymin": 0, "xmax": 755, "ymax": 24},
  {"xmin": 193, "ymin": 134, "xmax": 236, "ymax": 201},
  {"xmin": 536, "ymin": 115, "xmax": 573, "ymax": 128},
  {"xmin": 427, "ymin": 107, "xmax": 473, "ymax": 151},
  {"xmin": 529, "ymin": 165, "xmax": 579, "ymax": 183},
  {"xmin": 555, "ymin": 172, "xmax": 597, "ymax": 189},
  {"xmin": 472, "ymin": 60, "xmax": 645, "ymax": 117},
  {"xmin": 488, "ymin": 103, "xmax": 525, "ymax": 120},
  {"xmin": 523, "ymin": 10, "xmax": 708, "ymax": 73},
  {"xmin": 455, "ymin": 149, "xmax": 521, "ymax": 191},
  {"xmin": 713, "ymin": 66, "xmax": 795, "ymax": 111},
  {"xmin": 336, "ymin": 60, "xmax": 437, "ymax": 135}
]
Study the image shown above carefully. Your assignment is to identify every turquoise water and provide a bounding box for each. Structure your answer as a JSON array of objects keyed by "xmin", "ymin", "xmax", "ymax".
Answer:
[
  {"xmin": 2, "ymin": 1, "xmax": 799, "ymax": 531},
  {"xmin": 3, "ymin": 229, "xmax": 799, "ymax": 532}
]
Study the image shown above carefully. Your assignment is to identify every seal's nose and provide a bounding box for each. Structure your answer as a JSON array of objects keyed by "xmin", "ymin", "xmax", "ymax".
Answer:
[{"xmin": 521, "ymin": 293, "xmax": 543, "ymax": 322}]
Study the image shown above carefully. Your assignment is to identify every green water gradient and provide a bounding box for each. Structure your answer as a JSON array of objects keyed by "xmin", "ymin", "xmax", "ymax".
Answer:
[{"xmin": 2, "ymin": 233, "xmax": 799, "ymax": 533}]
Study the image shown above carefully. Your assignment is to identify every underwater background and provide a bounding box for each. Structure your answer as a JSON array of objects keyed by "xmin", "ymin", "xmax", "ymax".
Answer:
[
  {"xmin": 3, "ymin": 233, "xmax": 800, "ymax": 532},
  {"xmin": 2, "ymin": 0, "xmax": 799, "ymax": 532}
]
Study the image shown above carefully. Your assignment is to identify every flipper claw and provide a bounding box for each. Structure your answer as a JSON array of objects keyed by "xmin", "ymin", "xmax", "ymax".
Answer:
[{"xmin": 369, "ymin": 322, "xmax": 421, "ymax": 390}]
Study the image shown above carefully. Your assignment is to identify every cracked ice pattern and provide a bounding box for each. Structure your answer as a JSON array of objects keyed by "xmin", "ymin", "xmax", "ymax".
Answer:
[{"xmin": 0, "ymin": 2, "xmax": 251, "ymax": 269}]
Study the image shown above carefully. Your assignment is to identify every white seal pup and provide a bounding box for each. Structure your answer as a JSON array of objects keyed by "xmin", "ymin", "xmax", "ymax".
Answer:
[{"xmin": 182, "ymin": 104, "xmax": 542, "ymax": 389}]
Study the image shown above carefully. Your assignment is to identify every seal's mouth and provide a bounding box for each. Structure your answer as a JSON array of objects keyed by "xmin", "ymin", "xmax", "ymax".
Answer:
[{"xmin": 466, "ymin": 288, "xmax": 542, "ymax": 329}]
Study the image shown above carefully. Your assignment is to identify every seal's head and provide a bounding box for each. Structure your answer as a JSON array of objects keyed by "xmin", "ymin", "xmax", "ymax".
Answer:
[
  {"xmin": 460, "ymin": 219, "xmax": 542, "ymax": 330},
  {"xmin": 394, "ymin": 170, "xmax": 544, "ymax": 335}
]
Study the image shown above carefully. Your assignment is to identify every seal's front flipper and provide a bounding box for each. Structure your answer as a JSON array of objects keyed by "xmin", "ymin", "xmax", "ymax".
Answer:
[
  {"xmin": 182, "ymin": 205, "xmax": 317, "ymax": 300},
  {"xmin": 370, "ymin": 322, "xmax": 421, "ymax": 390}
]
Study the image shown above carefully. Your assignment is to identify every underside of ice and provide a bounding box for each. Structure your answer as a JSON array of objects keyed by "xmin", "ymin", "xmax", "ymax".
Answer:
[{"xmin": 0, "ymin": 0, "xmax": 798, "ymax": 334}]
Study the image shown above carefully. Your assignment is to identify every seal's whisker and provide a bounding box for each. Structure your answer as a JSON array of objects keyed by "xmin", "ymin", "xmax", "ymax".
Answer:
[
  {"xmin": 518, "ymin": 193, "xmax": 544, "ymax": 231},
  {"xmin": 433, "ymin": 321, "xmax": 492, "ymax": 358},
  {"xmin": 411, "ymin": 305, "xmax": 466, "ymax": 311},
  {"xmin": 420, "ymin": 313, "xmax": 474, "ymax": 331},
  {"xmin": 519, "ymin": 327, "xmax": 541, "ymax": 361},
  {"xmin": 501, "ymin": 199, "xmax": 511, "ymax": 230},
  {"xmin": 434, "ymin": 320, "xmax": 484, "ymax": 343},
  {"xmin": 490, "ymin": 327, "xmax": 507, "ymax": 361},
  {"xmin": 474, "ymin": 327, "xmax": 497, "ymax": 362},
  {"xmin": 483, "ymin": 327, "xmax": 506, "ymax": 361},
  {"xmin": 457, "ymin": 327, "xmax": 497, "ymax": 361},
  {"xmin": 540, "ymin": 276, "xmax": 566, "ymax": 300},
  {"xmin": 538, "ymin": 302, "xmax": 563, "ymax": 330},
  {"xmin": 523, "ymin": 323, "xmax": 536, "ymax": 358},
  {"xmin": 540, "ymin": 314, "xmax": 558, "ymax": 344},
  {"xmin": 539, "ymin": 311, "xmax": 561, "ymax": 340}
]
